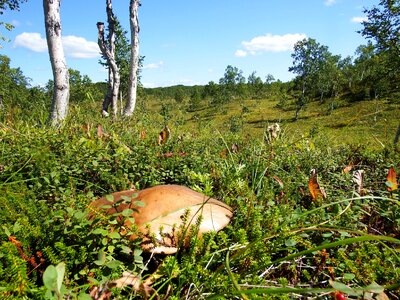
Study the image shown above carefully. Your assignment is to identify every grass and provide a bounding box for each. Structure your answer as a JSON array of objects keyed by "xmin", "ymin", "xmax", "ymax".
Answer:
[{"xmin": 0, "ymin": 95, "xmax": 399, "ymax": 299}]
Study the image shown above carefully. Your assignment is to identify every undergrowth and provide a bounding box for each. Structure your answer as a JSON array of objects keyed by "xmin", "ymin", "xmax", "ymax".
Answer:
[{"xmin": 0, "ymin": 101, "xmax": 399, "ymax": 299}]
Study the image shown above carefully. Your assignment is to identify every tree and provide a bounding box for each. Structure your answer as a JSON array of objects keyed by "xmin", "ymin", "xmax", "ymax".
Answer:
[
  {"xmin": 97, "ymin": 0, "xmax": 120, "ymax": 117},
  {"xmin": 218, "ymin": 65, "xmax": 246, "ymax": 102},
  {"xmin": 360, "ymin": 0, "xmax": 400, "ymax": 58},
  {"xmin": 315, "ymin": 53, "xmax": 341, "ymax": 101},
  {"xmin": 353, "ymin": 43, "xmax": 390, "ymax": 99},
  {"xmin": 360, "ymin": 0, "xmax": 400, "ymax": 95},
  {"xmin": 43, "ymin": 0, "xmax": 69, "ymax": 126},
  {"xmin": 124, "ymin": 0, "xmax": 140, "ymax": 116},
  {"xmin": 0, "ymin": 0, "xmax": 27, "ymax": 46},
  {"xmin": 289, "ymin": 38, "xmax": 331, "ymax": 120},
  {"xmin": 0, "ymin": 54, "xmax": 30, "ymax": 106},
  {"xmin": 247, "ymin": 71, "xmax": 264, "ymax": 99}
]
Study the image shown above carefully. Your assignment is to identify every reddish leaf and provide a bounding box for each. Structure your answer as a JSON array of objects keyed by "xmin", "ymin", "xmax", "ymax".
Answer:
[
  {"xmin": 161, "ymin": 152, "xmax": 174, "ymax": 158},
  {"xmin": 386, "ymin": 167, "xmax": 398, "ymax": 192},
  {"xmin": 308, "ymin": 169, "xmax": 326, "ymax": 201},
  {"xmin": 140, "ymin": 130, "xmax": 146, "ymax": 140}
]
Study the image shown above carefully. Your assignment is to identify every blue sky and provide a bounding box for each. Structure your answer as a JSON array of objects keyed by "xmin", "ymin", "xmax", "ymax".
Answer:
[{"xmin": 1, "ymin": 0, "xmax": 376, "ymax": 88}]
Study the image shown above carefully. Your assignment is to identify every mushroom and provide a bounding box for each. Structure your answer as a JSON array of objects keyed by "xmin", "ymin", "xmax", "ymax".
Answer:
[{"xmin": 89, "ymin": 185, "xmax": 233, "ymax": 254}]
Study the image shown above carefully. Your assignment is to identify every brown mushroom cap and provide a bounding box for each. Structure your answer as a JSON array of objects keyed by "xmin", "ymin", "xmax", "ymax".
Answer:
[{"xmin": 89, "ymin": 185, "xmax": 233, "ymax": 254}]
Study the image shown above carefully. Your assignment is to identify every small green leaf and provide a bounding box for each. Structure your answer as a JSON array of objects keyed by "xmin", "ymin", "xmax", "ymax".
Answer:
[
  {"xmin": 99, "ymin": 204, "xmax": 112, "ymax": 209},
  {"xmin": 121, "ymin": 209, "xmax": 134, "ymax": 217},
  {"xmin": 2, "ymin": 226, "xmax": 10, "ymax": 237},
  {"xmin": 121, "ymin": 195, "xmax": 132, "ymax": 202},
  {"xmin": 134, "ymin": 200, "xmax": 145, "ymax": 207},
  {"xmin": 120, "ymin": 245, "xmax": 132, "ymax": 254},
  {"xmin": 365, "ymin": 282, "xmax": 384, "ymax": 294},
  {"xmin": 105, "ymin": 195, "xmax": 114, "ymax": 202},
  {"xmin": 43, "ymin": 265, "xmax": 57, "ymax": 290},
  {"xmin": 108, "ymin": 231, "xmax": 120, "ymax": 239},
  {"xmin": 74, "ymin": 211, "xmax": 86, "ymax": 220},
  {"xmin": 343, "ymin": 273, "xmax": 355, "ymax": 280},
  {"xmin": 78, "ymin": 293, "xmax": 93, "ymax": 300},
  {"xmin": 329, "ymin": 280, "xmax": 359, "ymax": 296},
  {"xmin": 134, "ymin": 248, "xmax": 143, "ymax": 257},
  {"xmin": 106, "ymin": 259, "xmax": 122, "ymax": 269},
  {"xmin": 92, "ymin": 228, "xmax": 108, "ymax": 236},
  {"xmin": 94, "ymin": 249, "xmax": 106, "ymax": 266},
  {"xmin": 55, "ymin": 262, "xmax": 65, "ymax": 293},
  {"xmin": 285, "ymin": 239, "xmax": 297, "ymax": 247}
]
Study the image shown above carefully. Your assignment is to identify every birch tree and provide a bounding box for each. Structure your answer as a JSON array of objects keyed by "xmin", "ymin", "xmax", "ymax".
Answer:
[
  {"xmin": 123, "ymin": 0, "xmax": 140, "ymax": 116},
  {"xmin": 97, "ymin": 0, "xmax": 120, "ymax": 117},
  {"xmin": 43, "ymin": 0, "xmax": 69, "ymax": 126}
]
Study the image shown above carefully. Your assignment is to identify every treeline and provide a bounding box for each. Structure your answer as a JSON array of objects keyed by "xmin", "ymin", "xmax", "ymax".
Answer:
[
  {"xmin": 0, "ymin": 42, "xmax": 398, "ymax": 123},
  {"xmin": 143, "ymin": 38, "xmax": 399, "ymax": 111}
]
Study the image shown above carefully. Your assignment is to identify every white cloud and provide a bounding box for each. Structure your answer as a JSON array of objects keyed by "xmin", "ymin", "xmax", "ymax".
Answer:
[
  {"xmin": 235, "ymin": 49, "xmax": 247, "ymax": 57},
  {"xmin": 351, "ymin": 16, "xmax": 368, "ymax": 23},
  {"xmin": 143, "ymin": 61, "xmax": 164, "ymax": 69},
  {"xmin": 324, "ymin": 0, "xmax": 336, "ymax": 6},
  {"xmin": 14, "ymin": 32, "xmax": 47, "ymax": 52},
  {"xmin": 62, "ymin": 36, "xmax": 100, "ymax": 58},
  {"xmin": 238, "ymin": 33, "xmax": 307, "ymax": 55},
  {"xmin": 13, "ymin": 32, "xmax": 100, "ymax": 59}
]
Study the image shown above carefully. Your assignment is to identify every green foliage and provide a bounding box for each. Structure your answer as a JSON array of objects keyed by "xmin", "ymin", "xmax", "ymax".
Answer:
[{"xmin": 1, "ymin": 101, "xmax": 399, "ymax": 298}]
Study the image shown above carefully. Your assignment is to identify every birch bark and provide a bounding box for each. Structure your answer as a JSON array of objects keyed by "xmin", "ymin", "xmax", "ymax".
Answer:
[
  {"xmin": 43, "ymin": 0, "xmax": 69, "ymax": 126},
  {"xmin": 97, "ymin": 2, "xmax": 120, "ymax": 117},
  {"xmin": 99, "ymin": 0, "xmax": 119, "ymax": 117},
  {"xmin": 124, "ymin": 0, "xmax": 140, "ymax": 116}
]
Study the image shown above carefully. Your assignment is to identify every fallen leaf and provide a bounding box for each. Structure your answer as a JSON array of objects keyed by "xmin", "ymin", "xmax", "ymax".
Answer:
[
  {"xmin": 273, "ymin": 175, "xmax": 284, "ymax": 188},
  {"xmin": 161, "ymin": 152, "xmax": 174, "ymax": 158},
  {"xmin": 158, "ymin": 125, "xmax": 170, "ymax": 145},
  {"xmin": 112, "ymin": 271, "xmax": 141, "ymax": 289},
  {"xmin": 343, "ymin": 164, "xmax": 353, "ymax": 174},
  {"xmin": 97, "ymin": 124, "xmax": 104, "ymax": 138},
  {"xmin": 231, "ymin": 143, "xmax": 239, "ymax": 153},
  {"xmin": 353, "ymin": 170, "xmax": 364, "ymax": 195},
  {"xmin": 386, "ymin": 166, "xmax": 398, "ymax": 192},
  {"xmin": 308, "ymin": 169, "xmax": 327, "ymax": 201},
  {"xmin": 82, "ymin": 123, "xmax": 91, "ymax": 137},
  {"xmin": 140, "ymin": 130, "xmax": 146, "ymax": 140}
]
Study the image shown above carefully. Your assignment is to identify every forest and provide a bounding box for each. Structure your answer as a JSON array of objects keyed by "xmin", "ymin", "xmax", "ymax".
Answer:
[{"xmin": 0, "ymin": 0, "xmax": 399, "ymax": 299}]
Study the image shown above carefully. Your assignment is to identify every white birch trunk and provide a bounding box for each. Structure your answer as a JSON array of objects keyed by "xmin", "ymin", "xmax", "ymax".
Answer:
[
  {"xmin": 97, "ymin": 21, "xmax": 120, "ymax": 118},
  {"xmin": 106, "ymin": 0, "xmax": 118, "ymax": 116},
  {"xmin": 44, "ymin": 0, "xmax": 69, "ymax": 126},
  {"xmin": 124, "ymin": 0, "xmax": 140, "ymax": 116}
]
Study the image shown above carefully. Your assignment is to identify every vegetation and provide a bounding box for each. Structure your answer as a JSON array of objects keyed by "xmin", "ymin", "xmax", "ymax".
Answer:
[{"xmin": 0, "ymin": 50, "xmax": 399, "ymax": 298}]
